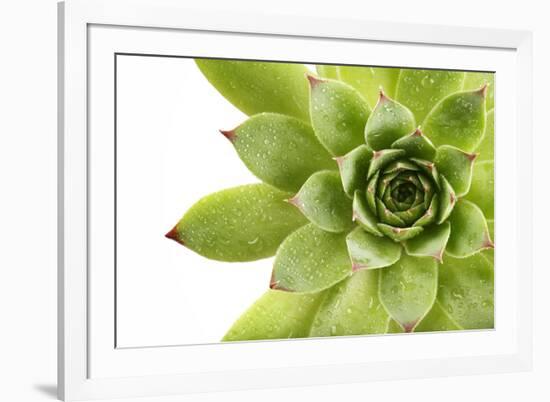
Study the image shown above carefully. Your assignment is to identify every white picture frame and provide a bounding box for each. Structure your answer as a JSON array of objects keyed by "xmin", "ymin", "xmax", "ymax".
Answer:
[{"xmin": 58, "ymin": 0, "xmax": 533, "ymax": 400}]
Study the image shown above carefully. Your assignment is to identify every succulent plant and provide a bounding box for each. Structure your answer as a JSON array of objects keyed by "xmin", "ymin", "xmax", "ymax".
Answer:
[{"xmin": 166, "ymin": 59, "xmax": 495, "ymax": 340}]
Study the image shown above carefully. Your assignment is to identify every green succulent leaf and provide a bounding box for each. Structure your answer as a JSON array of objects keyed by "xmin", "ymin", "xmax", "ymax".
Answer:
[
  {"xmin": 167, "ymin": 184, "xmax": 306, "ymax": 262},
  {"xmin": 376, "ymin": 198, "xmax": 406, "ymax": 227},
  {"xmin": 436, "ymin": 253, "xmax": 494, "ymax": 329},
  {"xmin": 434, "ymin": 145, "xmax": 477, "ymax": 197},
  {"xmin": 316, "ymin": 64, "xmax": 340, "ymax": 80},
  {"xmin": 404, "ymin": 221, "xmax": 451, "ymax": 262},
  {"xmin": 422, "ymin": 87, "xmax": 487, "ymax": 151},
  {"xmin": 409, "ymin": 158, "xmax": 440, "ymax": 188},
  {"xmin": 391, "ymin": 128, "xmax": 436, "ymax": 161},
  {"xmin": 395, "ymin": 69, "xmax": 465, "ymax": 123},
  {"xmin": 225, "ymin": 113, "xmax": 335, "ymax": 192},
  {"xmin": 379, "ymin": 254, "xmax": 438, "ymax": 332},
  {"xmin": 223, "ymin": 290, "xmax": 325, "ymax": 341},
  {"xmin": 290, "ymin": 170, "xmax": 353, "ymax": 233},
  {"xmin": 383, "ymin": 160, "xmax": 420, "ymax": 174},
  {"xmin": 413, "ymin": 194, "xmax": 438, "ymax": 227},
  {"xmin": 367, "ymin": 149, "xmax": 406, "ymax": 179},
  {"xmin": 365, "ymin": 93, "xmax": 416, "ymax": 151},
  {"xmin": 336, "ymin": 145, "xmax": 372, "ymax": 197},
  {"xmin": 195, "ymin": 59, "xmax": 310, "ymax": 121},
  {"xmin": 463, "ymin": 72, "xmax": 494, "ymax": 111},
  {"xmin": 365, "ymin": 174, "xmax": 380, "ymax": 217},
  {"xmin": 476, "ymin": 109, "xmax": 494, "ymax": 162},
  {"xmin": 464, "ymin": 160, "xmax": 494, "ymax": 219},
  {"xmin": 393, "ymin": 204, "xmax": 426, "ymax": 226},
  {"xmin": 337, "ymin": 66, "xmax": 401, "ymax": 108},
  {"xmin": 310, "ymin": 270, "xmax": 389, "ymax": 336},
  {"xmin": 377, "ymin": 224, "xmax": 423, "ymax": 242},
  {"xmin": 352, "ymin": 191, "xmax": 383, "ymax": 236},
  {"xmin": 436, "ymin": 175, "xmax": 457, "ymax": 224},
  {"xmin": 414, "ymin": 300, "xmax": 462, "ymax": 332},
  {"xmin": 271, "ymin": 223, "xmax": 351, "ymax": 293},
  {"xmin": 308, "ymin": 76, "xmax": 371, "ymax": 155},
  {"xmin": 446, "ymin": 199, "xmax": 494, "ymax": 258},
  {"xmin": 346, "ymin": 227, "xmax": 402, "ymax": 270}
]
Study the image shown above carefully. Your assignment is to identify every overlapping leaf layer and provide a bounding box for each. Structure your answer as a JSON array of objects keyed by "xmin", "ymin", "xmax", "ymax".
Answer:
[{"xmin": 167, "ymin": 60, "xmax": 495, "ymax": 338}]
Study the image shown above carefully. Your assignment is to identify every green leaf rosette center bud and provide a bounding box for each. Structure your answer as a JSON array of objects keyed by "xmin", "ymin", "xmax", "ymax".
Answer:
[{"xmin": 363, "ymin": 152, "xmax": 443, "ymax": 241}]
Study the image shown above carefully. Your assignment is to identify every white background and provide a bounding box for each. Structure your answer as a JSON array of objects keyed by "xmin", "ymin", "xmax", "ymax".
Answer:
[
  {"xmin": 0, "ymin": 0, "xmax": 547, "ymax": 401},
  {"xmin": 116, "ymin": 55, "xmax": 273, "ymax": 347}
]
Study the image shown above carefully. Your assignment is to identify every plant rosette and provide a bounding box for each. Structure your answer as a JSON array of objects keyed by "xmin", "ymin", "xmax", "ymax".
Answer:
[{"xmin": 166, "ymin": 60, "xmax": 495, "ymax": 339}]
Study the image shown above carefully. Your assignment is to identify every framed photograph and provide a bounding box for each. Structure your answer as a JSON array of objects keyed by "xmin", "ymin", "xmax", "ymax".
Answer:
[{"xmin": 58, "ymin": 0, "xmax": 533, "ymax": 400}]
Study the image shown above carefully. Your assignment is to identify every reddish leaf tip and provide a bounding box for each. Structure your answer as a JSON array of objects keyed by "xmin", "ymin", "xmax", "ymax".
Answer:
[
  {"xmin": 306, "ymin": 74, "xmax": 324, "ymax": 88},
  {"xmin": 165, "ymin": 225, "xmax": 181, "ymax": 243},
  {"xmin": 333, "ymin": 156, "xmax": 345, "ymax": 168},
  {"xmin": 219, "ymin": 129, "xmax": 237, "ymax": 142},
  {"xmin": 269, "ymin": 271, "xmax": 278, "ymax": 289},
  {"xmin": 402, "ymin": 321, "xmax": 418, "ymax": 333},
  {"xmin": 450, "ymin": 193, "xmax": 456, "ymax": 204},
  {"xmin": 467, "ymin": 152, "xmax": 479, "ymax": 162},
  {"xmin": 378, "ymin": 89, "xmax": 389, "ymax": 103},
  {"xmin": 483, "ymin": 237, "xmax": 495, "ymax": 249},
  {"xmin": 413, "ymin": 127, "xmax": 424, "ymax": 137},
  {"xmin": 286, "ymin": 196, "xmax": 302, "ymax": 210},
  {"xmin": 432, "ymin": 251, "xmax": 444, "ymax": 263},
  {"xmin": 477, "ymin": 83, "xmax": 489, "ymax": 98},
  {"xmin": 269, "ymin": 273, "xmax": 292, "ymax": 291},
  {"xmin": 351, "ymin": 262, "xmax": 366, "ymax": 272}
]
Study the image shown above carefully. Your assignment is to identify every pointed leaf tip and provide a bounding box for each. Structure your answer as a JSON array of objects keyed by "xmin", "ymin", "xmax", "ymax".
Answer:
[
  {"xmin": 173, "ymin": 184, "xmax": 307, "ymax": 262},
  {"xmin": 286, "ymin": 195, "xmax": 301, "ymax": 208},
  {"xmin": 351, "ymin": 262, "xmax": 364, "ymax": 272},
  {"xmin": 483, "ymin": 237, "xmax": 495, "ymax": 249},
  {"xmin": 165, "ymin": 225, "xmax": 182, "ymax": 243},
  {"xmin": 306, "ymin": 73, "xmax": 325, "ymax": 88},
  {"xmin": 450, "ymin": 192, "xmax": 457, "ymax": 204},
  {"xmin": 402, "ymin": 321, "xmax": 418, "ymax": 333},
  {"xmin": 269, "ymin": 273, "xmax": 291, "ymax": 291},
  {"xmin": 413, "ymin": 127, "xmax": 423, "ymax": 137},
  {"xmin": 467, "ymin": 152, "xmax": 479, "ymax": 162},
  {"xmin": 219, "ymin": 129, "xmax": 237, "ymax": 142},
  {"xmin": 477, "ymin": 83, "xmax": 489, "ymax": 98},
  {"xmin": 333, "ymin": 156, "xmax": 344, "ymax": 168},
  {"xmin": 269, "ymin": 272, "xmax": 277, "ymax": 289}
]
